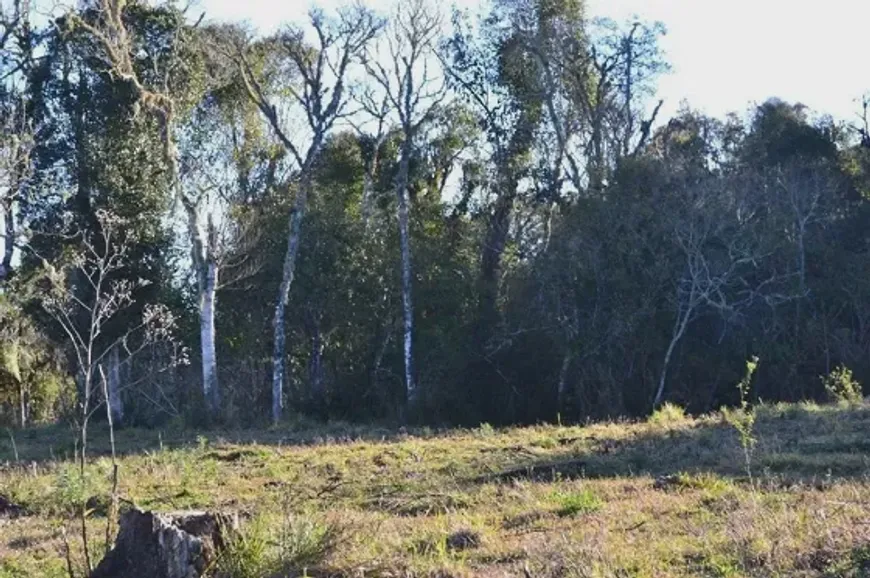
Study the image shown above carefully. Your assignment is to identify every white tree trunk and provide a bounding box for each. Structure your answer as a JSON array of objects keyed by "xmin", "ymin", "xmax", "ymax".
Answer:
[
  {"xmin": 18, "ymin": 380, "xmax": 26, "ymax": 428},
  {"xmin": 395, "ymin": 146, "xmax": 416, "ymax": 408},
  {"xmin": 107, "ymin": 345, "xmax": 123, "ymax": 426},
  {"xmin": 308, "ymin": 316, "xmax": 324, "ymax": 403},
  {"xmin": 653, "ymin": 294, "xmax": 694, "ymax": 409},
  {"xmin": 184, "ymin": 199, "xmax": 220, "ymax": 417},
  {"xmin": 200, "ymin": 260, "xmax": 219, "ymax": 415},
  {"xmin": 361, "ymin": 136, "xmax": 384, "ymax": 229},
  {"xmin": 0, "ymin": 200, "xmax": 14, "ymax": 280},
  {"xmin": 272, "ymin": 177, "xmax": 310, "ymax": 425},
  {"xmin": 557, "ymin": 351, "xmax": 573, "ymax": 411}
]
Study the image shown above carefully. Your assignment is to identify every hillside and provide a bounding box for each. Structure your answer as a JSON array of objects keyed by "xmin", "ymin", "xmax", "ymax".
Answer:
[{"xmin": 1, "ymin": 402, "xmax": 869, "ymax": 577}]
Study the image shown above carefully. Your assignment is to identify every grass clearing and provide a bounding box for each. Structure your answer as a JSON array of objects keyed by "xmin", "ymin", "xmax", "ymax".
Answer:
[{"xmin": 1, "ymin": 403, "xmax": 870, "ymax": 577}]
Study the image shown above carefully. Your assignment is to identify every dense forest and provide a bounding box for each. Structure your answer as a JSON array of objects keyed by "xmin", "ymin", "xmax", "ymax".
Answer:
[{"xmin": 1, "ymin": 0, "xmax": 868, "ymax": 430}]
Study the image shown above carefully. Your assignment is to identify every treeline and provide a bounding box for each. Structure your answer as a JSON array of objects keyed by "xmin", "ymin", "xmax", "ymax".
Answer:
[{"xmin": 1, "ymin": 0, "xmax": 868, "ymax": 429}]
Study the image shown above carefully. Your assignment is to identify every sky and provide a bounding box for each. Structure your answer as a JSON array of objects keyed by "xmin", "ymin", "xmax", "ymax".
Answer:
[{"xmin": 193, "ymin": 0, "xmax": 870, "ymax": 125}]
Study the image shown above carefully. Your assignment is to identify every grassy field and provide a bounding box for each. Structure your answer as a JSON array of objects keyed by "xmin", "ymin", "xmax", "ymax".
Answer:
[{"xmin": 1, "ymin": 401, "xmax": 870, "ymax": 577}]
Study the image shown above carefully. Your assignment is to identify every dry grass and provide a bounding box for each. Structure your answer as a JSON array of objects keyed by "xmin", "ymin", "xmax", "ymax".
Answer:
[{"xmin": 1, "ymin": 401, "xmax": 870, "ymax": 577}]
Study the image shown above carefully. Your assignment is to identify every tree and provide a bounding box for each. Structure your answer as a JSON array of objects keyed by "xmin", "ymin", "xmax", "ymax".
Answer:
[
  {"xmin": 363, "ymin": 0, "xmax": 448, "ymax": 412},
  {"xmin": 40, "ymin": 209, "xmax": 179, "ymax": 573},
  {"xmin": 0, "ymin": 0, "xmax": 35, "ymax": 282},
  {"xmin": 235, "ymin": 6, "xmax": 381, "ymax": 424},
  {"xmin": 651, "ymin": 171, "xmax": 801, "ymax": 408},
  {"xmin": 68, "ymin": 0, "xmax": 226, "ymax": 416}
]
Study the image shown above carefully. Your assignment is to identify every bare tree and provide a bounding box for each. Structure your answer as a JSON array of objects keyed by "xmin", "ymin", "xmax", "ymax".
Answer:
[
  {"xmin": 350, "ymin": 89, "xmax": 391, "ymax": 229},
  {"xmin": 40, "ymin": 210, "xmax": 180, "ymax": 574},
  {"xmin": 235, "ymin": 6, "xmax": 381, "ymax": 424},
  {"xmin": 652, "ymin": 176, "xmax": 799, "ymax": 408},
  {"xmin": 532, "ymin": 18, "xmax": 667, "ymax": 194},
  {"xmin": 363, "ymin": 0, "xmax": 447, "ymax": 410}
]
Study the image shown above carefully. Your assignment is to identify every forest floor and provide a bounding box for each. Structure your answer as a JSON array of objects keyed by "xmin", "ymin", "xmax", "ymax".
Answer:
[{"xmin": 1, "ymin": 401, "xmax": 870, "ymax": 577}]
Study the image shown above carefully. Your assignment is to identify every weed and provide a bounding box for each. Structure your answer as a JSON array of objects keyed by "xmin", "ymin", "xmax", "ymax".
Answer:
[
  {"xmin": 531, "ymin": 437, "xmax": 557, "ymax": 449},
  {"xmin": 649, "ymin": 402, "xmax": 687, "ymax": 426},
  {"xmin": 278, "ymin": 515, "xmax": 345, "ymax": 569},
  {"xmin": 215, "ymin": 516, "xmax": 276, "ymax": 578},
  {"xmin": 550, "ymin": 488, "xmax": 602, "ymax": 517},
  {"xmin": 475, "ymin": 423, "xmax": 496, "ymax": 438},
  {"xmin": 723, "ymin": 356, "xmax": 759, "ymax": 483},
  {"xmin": 821, "ymin": 365, "xmax": 863, "ymax": 405}
]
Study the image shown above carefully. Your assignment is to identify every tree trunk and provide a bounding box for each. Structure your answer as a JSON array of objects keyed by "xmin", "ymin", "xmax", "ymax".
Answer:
[
  {"xmin": 653, "ymin": 296, "xmax": 693, "ymax": 409},
  {"xmin": 107, "ymin": 345, "xmax": 123, "ymax": 426},
  {"xmin": 477, "ymin": 178, "xmax": 517, "ymax": 340},
  {"xmin": 90, "ymin": 509, "xmax": 238, "ymax": 578},
  {"xmin": 306, "ymin": 310, "xmax": 324, "ymax": 404},
  {"xmin": 0, "ymin": 200, "xmax": 13, "ymax": 281},
  {"xmin": 361, "ymin": 136, "xmax": 384, "ymax": 229},
  {"xmin": 395, "ymin": 143, "xmax": 416, "ymax": 409},
  {"xmin": 200, "ymin": 260, "xmax": 219, "ymax": 416},
  {"xmin": 17, "ymin": 379, "xmax": 26, "ymax": 429},
  {"xmin": 184, "ymin": 200, "xmax": 220, "ymax": 418},
  {"xmin": 557, "ymin": 351, "xmax": 573, "ymax": 412},
  {"xmin": 272, "ymin": 176, "xmax": 310, "ymax": 425}
]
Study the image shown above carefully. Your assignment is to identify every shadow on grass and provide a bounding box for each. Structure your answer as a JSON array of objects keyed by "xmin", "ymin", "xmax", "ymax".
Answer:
[
  {"xmin": 2, "ymin": 403, "xmax": 869, "ymax": 488},
  {"xmin": 472, "ymin": 402, "xmax": 870, "ymax": 485},
  {"xmin": 0, "ymin": 418, "xmax": 451, "ymax": 465}
]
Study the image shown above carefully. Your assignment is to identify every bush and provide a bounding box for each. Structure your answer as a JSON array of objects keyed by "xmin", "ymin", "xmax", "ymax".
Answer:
[
  {"xmin": 821, "ymin": 365, "xmax": 863, "ymax": 405},
  {"xmin": 649, "ymin": 402, "xmax": 687, "ymax": 426},
  {"xmin": 551, "ymin": 488, "xmax": 602, "ymax": 517},
  {"xmin": 474, "ymin": 422, "xmax": 496, "ymax": 437}
]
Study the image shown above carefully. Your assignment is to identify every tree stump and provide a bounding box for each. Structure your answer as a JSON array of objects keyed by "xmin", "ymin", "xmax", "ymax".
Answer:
[{"xmin": 90, "ymin": 508, "xmax": 238, "ymax": 578}]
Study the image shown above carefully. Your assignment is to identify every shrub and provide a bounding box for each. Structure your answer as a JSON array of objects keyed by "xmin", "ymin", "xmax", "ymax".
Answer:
[
  {"xmin": 474, "ymin": 422, "xmax": 496, "ymax": 438},
  {"xmin": 649, "ymin": 402, "xmax": 687, "ymax": 426},
  {"xmin": 821, "ymin": 365, "xmax": 863, "ymax": 405},
  {"xmin": 551, "ymin": 489, "xmax": 602, "ymax": 517}
]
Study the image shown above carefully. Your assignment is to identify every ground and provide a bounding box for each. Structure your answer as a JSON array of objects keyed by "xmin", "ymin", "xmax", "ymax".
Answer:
[{"xmin": 1, "ymin": 401, "xmax": 869, "ymax": 577}]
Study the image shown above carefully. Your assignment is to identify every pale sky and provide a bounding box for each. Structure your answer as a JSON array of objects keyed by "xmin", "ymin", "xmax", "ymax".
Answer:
[{"xmin": 195, "ymin": 0, "xmax": 870, "ymax": 125}]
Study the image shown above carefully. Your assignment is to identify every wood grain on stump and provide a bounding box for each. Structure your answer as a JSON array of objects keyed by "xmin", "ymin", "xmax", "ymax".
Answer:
[{"xmin": 90, "ymin": 508, "xmax": 237, "ymax": 578}]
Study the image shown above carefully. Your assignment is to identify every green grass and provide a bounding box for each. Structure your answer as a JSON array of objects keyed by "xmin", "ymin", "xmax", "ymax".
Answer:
[
  {"xmin": 550, "ymin": 488, "xmax": 602, "ymax": 517},
  {"xmin": 1, "ymin": 402, "xmax": 870, "ymax": 577}
]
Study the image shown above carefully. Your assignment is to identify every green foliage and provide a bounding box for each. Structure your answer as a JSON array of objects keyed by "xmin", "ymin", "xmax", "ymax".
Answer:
[
  {"xmin": 4, "ymin": 0, "xmax": 870, "ymax": 432},
  {"xmin": 0, "ymin": 295, "xmax": 73, "ymax": 426},
  {"xmin": 474, "ymin": 423, "xmax": 497, "ymax": 437},
  {"xmin": 550, "ymin": 488, "xmax": 602, "ymax": 517},
  {"xmin": 821, "ymin": 365, "xmax": 863, "ymax": 405},
  {"xmin": 55, "ymin": 465, "xmax": 98, "ymax": 515},
  {"xmin": 649, "ymin": 403, "xmax": 687, "ymax": 426}
]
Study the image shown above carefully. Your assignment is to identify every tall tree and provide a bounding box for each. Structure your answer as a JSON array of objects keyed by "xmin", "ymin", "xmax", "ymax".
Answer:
[
  {"xmin": 364, "ymin": 0, "xmax": 447, "ymax": 412},
  {"xmin": 235, "ymin": 6, "xmax": 380, "ymax": 424},
  {"xmin": 0, "ymin": 0, "xmax": 35, "ymax": 282},
  {"xmin": 68, "ymin": 0, "xmax": 225, "ymax": 415}
]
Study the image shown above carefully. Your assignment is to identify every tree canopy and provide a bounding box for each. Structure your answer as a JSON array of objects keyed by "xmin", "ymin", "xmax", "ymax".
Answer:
[{"xmin": 1, "ymin": 0, "xmax": 868, "ymax": 428}]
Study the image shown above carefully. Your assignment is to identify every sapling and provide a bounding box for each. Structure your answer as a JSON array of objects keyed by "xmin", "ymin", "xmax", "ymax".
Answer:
[{"xmin": 725, "ymin": 356, "xmax": 759, "ymax": 485}]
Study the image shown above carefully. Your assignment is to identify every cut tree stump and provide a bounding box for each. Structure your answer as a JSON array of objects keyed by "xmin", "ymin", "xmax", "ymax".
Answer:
[{"xmin": 90, "ymin": 508, "xmax": 238, "ymax": 578}]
